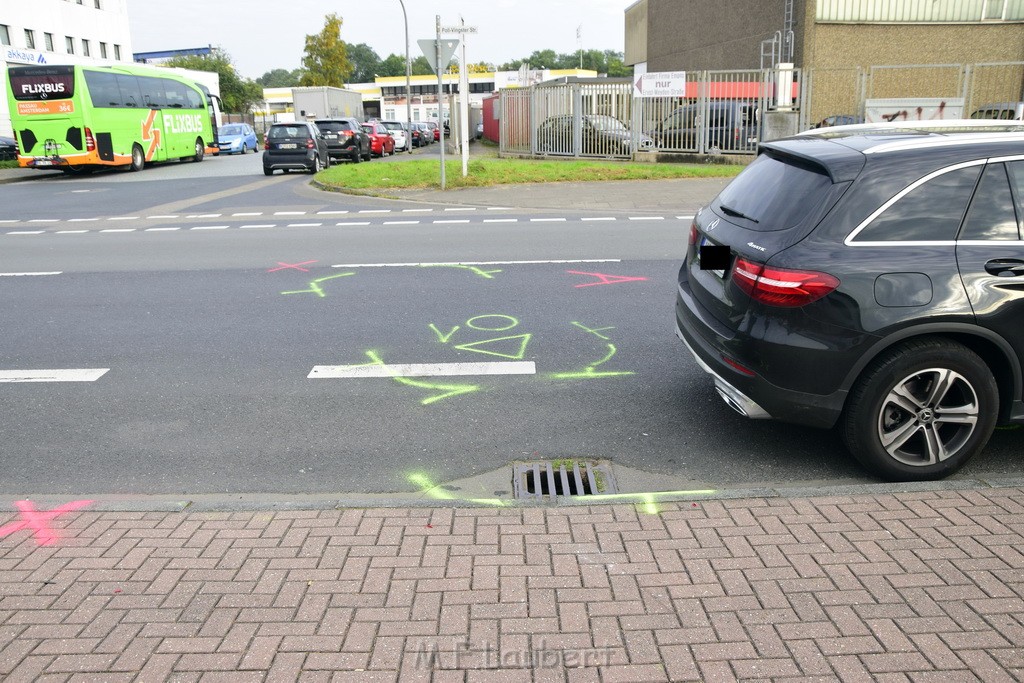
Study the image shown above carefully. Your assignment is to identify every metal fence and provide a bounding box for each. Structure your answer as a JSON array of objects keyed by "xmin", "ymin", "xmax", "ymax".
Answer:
[{"xmin": 500, "ymin": 62, "xmax": 1024, "ymax": 159}]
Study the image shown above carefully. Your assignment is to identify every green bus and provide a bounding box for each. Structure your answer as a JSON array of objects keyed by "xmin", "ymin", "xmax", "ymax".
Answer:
[{"xmin": 6, "ymin": 63, "xmax": 220, "ymax": 174}]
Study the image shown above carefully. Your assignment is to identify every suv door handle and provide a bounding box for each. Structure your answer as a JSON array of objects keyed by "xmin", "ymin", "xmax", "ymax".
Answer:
[{"xmin": 984, "ymin": 258, "xmax": 1024, "ymax": 277}]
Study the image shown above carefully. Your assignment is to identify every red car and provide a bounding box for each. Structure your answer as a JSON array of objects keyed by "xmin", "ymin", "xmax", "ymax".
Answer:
[{"xmin": 362, "ymin": 122, "xmax": 395, "ymax": 157}]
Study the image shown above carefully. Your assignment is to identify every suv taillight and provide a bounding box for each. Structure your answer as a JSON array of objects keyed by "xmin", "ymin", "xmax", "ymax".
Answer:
[
  {"xmin": 688, "ymin": 220, "xmax": 698, "ymax": 246},
  {"xmin": 732, "ymin": 258, "xmax": 839, "ymax": 308},
  {"xmin": 84, "ymin": 127, "xmax": 95, "ymax": 152},
  {"xmin": 306, "ymin": 138, "xmax": 315, "ymax": 149}
]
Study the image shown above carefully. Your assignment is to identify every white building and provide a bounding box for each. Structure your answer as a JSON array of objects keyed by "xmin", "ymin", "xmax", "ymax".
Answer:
[{"xmin": 1, "ymin": 0, "xmax": 133, "ymax": 136}]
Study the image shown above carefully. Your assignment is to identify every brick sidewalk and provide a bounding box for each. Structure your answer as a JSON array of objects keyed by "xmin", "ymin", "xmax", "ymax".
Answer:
[{"xmin": 1, "ymin": 488, "xmax": 1023, "ymax": 681}]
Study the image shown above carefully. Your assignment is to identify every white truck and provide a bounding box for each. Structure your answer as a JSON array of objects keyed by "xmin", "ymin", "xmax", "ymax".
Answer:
[{"xmin": 291, "ymin": 86, "xmax": 364, "ymax": 121}]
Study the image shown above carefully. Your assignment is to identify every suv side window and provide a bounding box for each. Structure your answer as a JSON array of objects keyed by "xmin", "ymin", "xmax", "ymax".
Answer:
[
  {"xmin": 1007, "ymin": 161, "xmax": 1024, "ymax": 237},
  {"xmin": 854, "ymin": 165, "xmax": 982, "ymax": 242},
  {"xmin": 959, "ymin": 163, "xmax": 1020, "ymax": 241}
]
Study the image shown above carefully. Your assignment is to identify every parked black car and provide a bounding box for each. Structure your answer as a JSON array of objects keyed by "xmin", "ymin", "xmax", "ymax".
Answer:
[
  {"xmin": 0, "ymin": 135, "xmax": 17, "ymax": 161},
  {"xmin": 536, "ymin": 114, "xmax": 655, "ymax": 156},
  {"xmin": 654, "ymin": 101, "xmax": 758, "ymax": 152},
  {"xmin": 262, "ymin": 122, "xmax": 330, "ymax": 175},
  {"xmin": 675, "ymin": 125, "xmax": 1024, "ymax": 481},
  {"xmin": 313, "ymin": 118, "xmax": 371, "ymax": 163}
]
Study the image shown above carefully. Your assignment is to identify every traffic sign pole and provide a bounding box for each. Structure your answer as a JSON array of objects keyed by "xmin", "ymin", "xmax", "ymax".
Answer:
[{"xmin": 435, "ymin": 16, "xmax": 446, "ymax": 190}]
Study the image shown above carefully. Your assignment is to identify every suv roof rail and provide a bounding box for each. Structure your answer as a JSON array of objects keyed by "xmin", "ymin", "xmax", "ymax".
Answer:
[{"xmin": 796, "ymin": 119, "xmax": 1024, "ymax": 138}]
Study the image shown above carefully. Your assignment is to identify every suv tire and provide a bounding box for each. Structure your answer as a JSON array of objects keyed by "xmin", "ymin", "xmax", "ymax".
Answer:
[{"xmin": 841, "ymin": 338, "xmax": 998, "ymax": 481}]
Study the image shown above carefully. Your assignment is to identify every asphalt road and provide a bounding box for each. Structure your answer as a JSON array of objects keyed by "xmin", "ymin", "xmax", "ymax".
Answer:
[{"xmin": 1, "ymin": 152, "xmax": 1020, "ymax": 497}]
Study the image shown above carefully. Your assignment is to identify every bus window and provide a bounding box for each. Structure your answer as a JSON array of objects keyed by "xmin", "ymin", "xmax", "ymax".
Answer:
[
  {"xmin": 164, "ymin": 80, "xmax": 191, "ymax": 109},
  {"xmin": 116, "ymin": 75, "xmax": 142, "ymax": 108},
  {"xmin": 185, "ymin": 86, "xmax": 203, "ymax": 110},
  {"xmin": 8, "ymin": 65, "xmax": 75, "ymax": 101},
  {"xmin": 84, "ymin": 70, "xmax": 122, "ymax": 107},
  {"xmin": 138, "ymin": 77, "xmax": 167, "ymax": 108}
]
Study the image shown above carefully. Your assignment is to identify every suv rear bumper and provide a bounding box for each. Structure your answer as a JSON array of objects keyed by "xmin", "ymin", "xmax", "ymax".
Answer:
[{"xmin": 675, "ymin": 279, "xmax": 847, "ymax": 429}]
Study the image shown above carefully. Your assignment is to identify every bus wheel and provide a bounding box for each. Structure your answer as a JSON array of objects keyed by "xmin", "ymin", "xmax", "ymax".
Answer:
[
  {"xmin": 193, "ymin": 139, "xmax": 205, "ymax": 163},
  {"xmin": 130, "ymin": 144, "xmax": 145, "ymax": 172}
]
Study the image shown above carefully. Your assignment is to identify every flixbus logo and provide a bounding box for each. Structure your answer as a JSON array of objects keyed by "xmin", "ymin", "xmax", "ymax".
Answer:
[{"xmin": 162, "ymin": 113, "xmax": 204, "ymax": 134}]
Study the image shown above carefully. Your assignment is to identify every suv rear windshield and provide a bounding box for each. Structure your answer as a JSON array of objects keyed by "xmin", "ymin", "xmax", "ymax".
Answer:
[
  {"xmin": 714, "ymin": 153, "xmax": 833, "ymax": 231},
  {"xmin": 316, "ymin": 121, "xmax": 356, "ymax": 133}
]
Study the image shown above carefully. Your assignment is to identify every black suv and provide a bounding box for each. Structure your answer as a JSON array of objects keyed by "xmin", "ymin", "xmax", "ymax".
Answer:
[
  {"xmin": 676, "ymin": 123, "xmax": 1024, "ymax": 481},
  {"xmin": 262, "ymin": 122, "xmax": 330, "ymax": 175},
  {"xmin": 314, "ymin": 118, "xmax": 371, "ymax": 163}
]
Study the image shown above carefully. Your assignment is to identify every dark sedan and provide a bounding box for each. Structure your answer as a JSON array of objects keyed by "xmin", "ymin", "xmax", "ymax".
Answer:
[{"xmin": 0, "ymin": 135, "xmax": 17, "ymax": 161}]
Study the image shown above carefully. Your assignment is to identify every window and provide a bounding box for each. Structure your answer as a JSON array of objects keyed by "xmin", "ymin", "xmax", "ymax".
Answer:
[
  {"xmin": 95, "ymin": 0, "xmax": 102, "ymax": 7},
  {"xmin": 818, "ymin": 0, "xmax": 1024, "ymax": 22},
  {"xmin": 1007, "ymin": 161, "xmax": 1024, "ymax": 237},
  {"xmin": 855, "ymin": 166, "xmax": 982, "ymax": 242},
  {"xmin": 116, "ymin": 74, "xmax": 142, "ymax": 107},
  {"xmin": 0, "ymin": 25, "xmax": 10, "ymax": 46},
  {"xmin": 137, "ymin": 77, "xmax": 167, "ymax": 107},
  {"xmin": 715, "ymin": 153, "xmax": 835, "ymax": 232},
  {"xmin": 82, "ymin": 39, "xmax": 90, "ymax": 57},
  {"xmin": 44, "ymin": 33, "xmax": 54, "ymax": 51},
  {"xmin": 84, "ymin": 70, "xmax": 122, "ymax": 107},
  {"xmin": 959, "ymin": 164, "xmax": 1020, "ymax": 241},
  {"xmin": 25, "ymin": 29, "xmax": 35, "ymax": 49},
  {"xmin": 114, "ymin": 44, "xmax": 121, "ymax": 60},
  {"xmin": 99, "ymin": 42, "xmax": 107, "ymax": 58},
  {"xmin": 66, "ymin": 36, "xmax": 75, "ymax": 54}
]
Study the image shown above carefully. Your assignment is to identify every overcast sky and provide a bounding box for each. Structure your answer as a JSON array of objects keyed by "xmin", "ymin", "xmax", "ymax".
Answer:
[{"xmin": 127, "ymin": 0, "xmax": 629, "ymax": 80}]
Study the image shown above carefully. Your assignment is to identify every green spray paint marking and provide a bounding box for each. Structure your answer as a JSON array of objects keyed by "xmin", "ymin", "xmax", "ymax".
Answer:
[
  {"xmin": 572, "ymin": 322, "xmax": 615, "ymax": 341},
  {"xmin": 466, "ymin": 315, "xmax": 519, "ymax": 331},
  {"xmin": 281, "ymin": 272, "xmax": 355, "ymax": 298},
  {"xmin": 421, "ymin": 264, "xmax": 502, "ymax": 279},
  {"xmin": 364, "ymin": 350, "xmax": 479, "ymax": 405},
  {"xmin": 408, "ymin": 472, "xmax": 507, "ymax": 506},
  {"xmin": 429, "ymin": 324, "xmax": 460, "ymax": 343},
  {"xmin": 455, "ymin": 334, "xmax": 532, "ymax": 360},
  {"xmin": 552, "ymin": 343, "xmax": 633, "ymax": 379}
]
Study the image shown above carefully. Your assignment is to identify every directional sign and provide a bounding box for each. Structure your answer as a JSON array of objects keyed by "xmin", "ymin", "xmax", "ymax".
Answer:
[
  {"xmin": 418, "ymin": 39, "xmax": 460, "ymax": 73},
  {"xmin": 633, "ymin": 71, "xmax": 687, "ymax": 98}
]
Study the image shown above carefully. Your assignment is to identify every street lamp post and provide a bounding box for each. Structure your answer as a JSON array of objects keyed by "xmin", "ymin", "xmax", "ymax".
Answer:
[{"xmin": 398, "ymin": 0, "xmax": 413, "ymax": 154}]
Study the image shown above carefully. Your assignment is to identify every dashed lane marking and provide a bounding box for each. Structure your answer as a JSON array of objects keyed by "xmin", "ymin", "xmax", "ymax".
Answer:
[
  {"xmin": 286, "ymin": 223, "xmax": 323, "ymax": 228},
  {"xmin": 0, "ymin": 272, "xmax": 62, "ymax": 276},
  {"xmin": 147, "ymin": 215, "xmax": 180, "ymax": 219},
  {"xmin": 7, "ymin": 231, "xmax": 44, "ymax": 235},
  {"xmin": 189, "ymin": 225, "xmax": 229, "ymax": 230},
  {"xmin": 232, "ymin": 212, "xmax": 263, "ymax": 217},
  {"xmin": 274, "ymin": 211, "xmax": 306, "ymax": 216},
  {"xmin": 56, "ymin": 230, "xmax": 90, "ymax": 234},
  {"xmin": 0, "ymin": 369, "xmax": 109, "ymax": 383},
  {"xmin": 628, "ymin": 216, "xmax": 665, "ymax": 221},
  {"xmin": 483, "ymin": 219, "xmax": 518, "ymax": 223},
  {"xmin": 28, "ymin": 219, "xmax": 59, "ymax": 223},
  {"xmin": 433, "ymin": 219, "xmax": 470, "ymax": 224},
  {"xmin": 331, "ymin": 259, "xmax": 620, "ymax": 268},
  {"xmin": 531, "ymin": 218, "xmax": 567, "ymax": 222},
  {"xmin": 108, "ymin": 216, "xmax": 139, "ymax": 221},
  {"xmin": 145, "ymin": 227, "xmax": 180, "ymax": 232},
  {"xmin": 336, "ymin": 222, "xmax": 371, "ymax": 227},
  {"xmin": 581, "ymin": 217, "xmax": 616, "ymax": 221},
  {"xmin": 309, "ymin": 361, "xmax": 536, "ymax": 379},
  {"xmin": 383, "ymin": 221, "xmax": 421, "ymax": 225},
  {"xmin": 240, "ymin": 224, "xmax": 274, "ymax": 229},
  {"xmin": 100, "ymin": 229, "xmax": 136, "ymax": 233}
]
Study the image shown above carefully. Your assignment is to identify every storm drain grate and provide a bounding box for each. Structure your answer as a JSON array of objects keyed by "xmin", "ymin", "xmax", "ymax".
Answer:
[{"xmin": 512, "ymin": 460, "xmax": 616, "ymax": 500}]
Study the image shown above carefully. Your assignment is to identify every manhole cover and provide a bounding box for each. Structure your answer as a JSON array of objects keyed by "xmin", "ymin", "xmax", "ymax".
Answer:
[{"xmin": 512, "ymin": 460, "xmax": 616, "ymax": 500}]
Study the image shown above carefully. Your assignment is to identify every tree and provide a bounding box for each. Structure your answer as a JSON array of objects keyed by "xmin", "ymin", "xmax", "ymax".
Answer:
[
  {"xmin": 300, "ymin": 13, "xmax": 351, "ymax": 87},
  {"xmin": 256, "ymin": 68, "xmax": 304, "ymax": 88},
  {"xmin": 411, "ymin": 56, "xmax": 433, "ymax": 76},
  {"xmin": 164, "ymin": 51, "xmax": 263, "ymax": 113},
  {"xmin": 378, "ymin": 54, "xmax": 408, "ymax": 78},
  {"xmin": 346, "ymin": 43, "xmax": 382, "ymax": 83}
]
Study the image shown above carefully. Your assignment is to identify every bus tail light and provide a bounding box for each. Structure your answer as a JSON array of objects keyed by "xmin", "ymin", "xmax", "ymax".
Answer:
[{"xmin": 84, "ymin": 127, "xmax": 95, "ymax": 152}]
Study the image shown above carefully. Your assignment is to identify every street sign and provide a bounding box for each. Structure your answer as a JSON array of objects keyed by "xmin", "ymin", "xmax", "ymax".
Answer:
[
  {"xmin": 440, "ymin": 26, "xmax": 477, "ymax": 34},
  {"xmin": 418, "ymin": 38, "xmax": 460, "ymax": 74},
  {"xmin": 633, "ymin": 71, "xmax": 687, "ymax": 98}
]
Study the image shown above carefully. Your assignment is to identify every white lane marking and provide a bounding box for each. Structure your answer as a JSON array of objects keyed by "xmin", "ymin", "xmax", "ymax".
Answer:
[
  {"xmin": 531, "ymin": 218, "xmax": 566, "ymax": 222},
  {"xmin": 359, "ymin": 210, "xmax": 391, "ymax": 214},
  {"xmin": 433, "ymin": 219, "xmax": 470, "ymax": 224},
  {"xmin": 68, "ymin": 218, "xmax": 99, "ymax": 222},
  {"xmin": 628, "ymin": 216, "xmax": 665, "ymax": 221},
  {"xmin": 7, "ymin": 231, "xmax": 44, "ymax": 235},
  {"xmin": 240, "ymin": 224, "xmax": 275, "ymax": 229},
  {"xmin": 444, "ymin": 207, "xmax": 475, "ymax": 212},
  {"xmin": 0, "ymin": 220, "xmax": 18, "ymax": 224},
  {"xmin": 581, "ymin": 217, "xmax": 616, "ymax": 222},
  {"xmin": 233, "ymin": 212, "xmax": 263, "ymax": 217},
  {"xmin": 487, "ymin": 207, "xmax": 513, "ymax": 210},
  {"xmin": 71, "ymin": 190, "xmax": 90, "ymax": 193},
  {"xmin": 383, "ymin": 220, "xmax": 421, "ymax": 225},
  {"xmin": 145, "ymin": 227, "xmax": 180, "ymax": 232},
  {"xmin": 309, "ymin": 361, "xmax": 536, "ymax": 379},
  {"xmin": 147, "ymin": 215, "xmax": 180, "ymax": 219},
  {"xmin": 0, "ymin": 272, "xmax": 62, "ymax": 276},
  {"xmin": 29, "ymin": 219, "xmax": 59, "ymax": 223},
  {"xmin": 287, "ymin": 223, "xmax": 322, "ymax": 228},
  {"xmin": 332, "ymin": 259, "xmax": 620, "ymax": 268},
  {"xmin": 677, "ymin": 215, "xmax": 696, "ymax": 220},
  {"xmin": 336, "ymin": 222, "xmax": 371, "ymax": 226},
  {"xmin": 317, "ymin": 210, "xmax": 349, "ymax": 215},
  {"xmin": 274, "ymin": 211, "xmax": 306, "ymax": 216},
  {"xmin": 402, "ymin": 208, "xmax": 433, "ymax": 212},
  {"xmin": 483, "ymin": 219, "xmax": 518, "ymax": 223},
  {"xmin": 190, "ymin": 225, "xmax": 229, "ymax": 230},
  {"xmin": 100, "ymin": 229, "xmax": 136, "ymax": 233},
  {"xmin": 108, "ymin": 216, "xmax": 139, "ymax": 221},
  {"xmin": 187, "ymin": 214, "xmax": 222, "ymax": 218},
  {"xmin": 0, "ymin": 369, "xmax": 109, "ymax": 383},
  {"xmin": 57, "ymin": 230, "xmax": 90, "ymax": 234}
]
